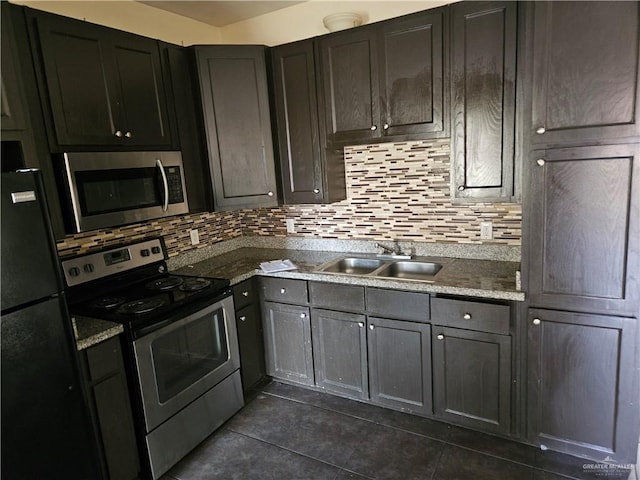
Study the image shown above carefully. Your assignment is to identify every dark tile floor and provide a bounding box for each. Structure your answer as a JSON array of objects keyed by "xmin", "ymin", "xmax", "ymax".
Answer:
[{"xmin": 162, "ymin": 382, "xmax": 639, "ymax": 480}]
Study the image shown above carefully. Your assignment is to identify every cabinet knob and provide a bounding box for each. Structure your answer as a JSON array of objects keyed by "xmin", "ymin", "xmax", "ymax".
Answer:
[
  {"xmin": 370, "ymin": 125, "xmax": 377, "ymax": 131},
  {"xmin": 383, "ymin": 123, "xmax": 389, "ymax": 130},
  {"xmin": 124, "ymin": 131, "xmax": 132, "ymax": 138},
  {"xmin": 358, "ymin": 322, "xmax": 364, "ymax": 328},
  {"xmin": 532, "ymin": 318, "xmax": 541, "ymax": 325},
  {"xmin": 457, "ymin": 185, "xmax": 465, "ymax": 191},
  {"xmin": 242, "ymin": 291, "xmax": 249, "ymax": 297},
  {"xmin": 313, "ymin": 189, "xmax": 320, "ymax": 194},
  {"xmin": 239, "ymin": 316, "xmax": 247, "ymax": 322},
  {"xmin": 267, "ymin": 191, "xmax": 274, "ymax": 197},
  {"xmin": 463, "ymin": 313, "xmax": 472, "ymax": 320},
  {"xmin": 536, "ymin": 126, "xmax": 546, "ymax": 135},
  {"xmin": 300, "ymin": 313, "xmax": 306, "ymax": 319},
  {"xmin": 369, "ymin": 324, "xmax": 375, "ymax": 330},
  {"xmin": 536, "ymin": 158, "xmax": 546, "ymax": 167},
  {"xmin": 114, "ymin": 130, "xmax": 123, "ymax": 137},
  {"xmin": 437, "ymin": 334, "xmax": 444, "ymax": 340},
  {"xmin": 280, "ymin": 288, "xmax": 286, "ymax": 294}
]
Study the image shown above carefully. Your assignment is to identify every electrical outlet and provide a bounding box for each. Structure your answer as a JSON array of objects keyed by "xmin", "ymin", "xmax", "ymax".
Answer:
[
  {"xmin": 285, "ymin": 219, "xmax": 296, "ymax": 234},
  {"xmin": 480, "ymin": 221, "xmax": 493, "ymax": 240},
  {"xmin": 189, "ymin": 229, "xmax": 200, "ymax": 245}
]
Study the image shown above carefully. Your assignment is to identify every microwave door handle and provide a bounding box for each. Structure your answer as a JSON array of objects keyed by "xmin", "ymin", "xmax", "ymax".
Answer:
[{"xmin": 156, "ymin": 159, "xmax": 169, "ymax": 212}]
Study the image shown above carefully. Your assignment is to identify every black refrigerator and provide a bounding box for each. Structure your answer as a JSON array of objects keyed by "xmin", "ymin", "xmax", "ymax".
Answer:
[{"xmin": 1, "ymin": 170, "xmax": 101, "ymax": 479}]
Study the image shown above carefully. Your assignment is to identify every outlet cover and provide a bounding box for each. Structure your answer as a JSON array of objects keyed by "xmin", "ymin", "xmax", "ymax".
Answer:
[
  {"xmin": 480, "ymin": 221, "xmax": 493, "ymax": 240},
  {"xmin": 285, "ymin": 219, "xmax": 296, "ymax": 234},
  {"xmin": 190, "ymin": 229, "xmax": 200, "ymax": 245}
]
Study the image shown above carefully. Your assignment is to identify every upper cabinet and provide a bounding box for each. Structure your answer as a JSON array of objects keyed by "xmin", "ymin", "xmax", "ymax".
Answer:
[
  {"xmin": 1, "ymin": 4, "xmax": 27, "ymax": 134},
  {"xmin": 195, "ymin": 46, "xmax": 278, "ymax": 210},
  {"xmin": 270, "ymin": 40, "xmax": 346, "ymax": 204},
  {"xmin": 27, "ymin": 9, "xmax": 174, "ymax": 150},
  {"xmin": 319, "ymin": 8, "xmax": 448, "ymax": 145},
  {"xmin": 529, "ymin": 1, "xmax": 640, "ymax": 147},
  {"xmin": 450, "ymin": 1, "xmax": 518, "ymax": 202}
]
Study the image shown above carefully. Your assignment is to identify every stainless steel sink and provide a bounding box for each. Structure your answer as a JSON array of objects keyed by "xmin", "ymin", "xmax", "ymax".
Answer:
[
  {"xmin": 317, "ymin": 257, "xmax": 386, "ymax": 275},
  {"xmin": 374, "ymin": 261, "xmax": 443, "ymax": 280}
]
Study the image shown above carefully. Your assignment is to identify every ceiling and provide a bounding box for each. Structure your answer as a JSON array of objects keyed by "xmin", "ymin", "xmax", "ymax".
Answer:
[{"xmin": 138, "ymin": 1, "xmax": 308, "ymax": 27}]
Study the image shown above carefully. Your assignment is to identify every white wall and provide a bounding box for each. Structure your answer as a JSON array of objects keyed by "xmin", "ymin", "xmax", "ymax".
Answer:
[{"xmin": 11, "ymin": 0, "xmax": 456, "ymax": 46}]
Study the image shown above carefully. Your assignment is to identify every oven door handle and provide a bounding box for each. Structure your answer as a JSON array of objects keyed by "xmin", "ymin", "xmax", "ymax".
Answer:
[{"xmin": 156, "ymin": 159, "xmax": 169, "ymax": 212}]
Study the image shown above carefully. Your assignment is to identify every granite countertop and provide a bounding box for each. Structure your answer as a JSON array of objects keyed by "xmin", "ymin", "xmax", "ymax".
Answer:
[
  {"xmin": 175, "ymin": 247, "xmax": 525, "ymax": 302},
  {"xmin": 72, "ymin": 316, "xmax": 123, "ymax": 351}
]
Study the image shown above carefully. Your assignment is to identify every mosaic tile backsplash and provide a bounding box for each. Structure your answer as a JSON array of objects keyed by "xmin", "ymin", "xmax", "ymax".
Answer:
[{"xmin": 56, "ymin": 140, "xmax": 522, "ymax": 258}]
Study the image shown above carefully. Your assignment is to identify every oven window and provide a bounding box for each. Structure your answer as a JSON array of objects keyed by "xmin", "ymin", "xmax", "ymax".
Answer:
[
  {"xmin": 151, "ymin": 308, "xmax": 229, "ymax": 404},
  {"xmin": 75, "ymin": 168, "xmax": 161, "ymax": 216}
]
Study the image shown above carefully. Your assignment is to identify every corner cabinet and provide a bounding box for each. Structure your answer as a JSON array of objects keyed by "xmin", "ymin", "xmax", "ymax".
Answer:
[
  {"xmin": 527, "ymin": 310, "xmax": 638, "ymax": 463},
  {"xmin": 529, "ymin": 2, "xmax": 639, "ymax": 147},
  {"xmin": 450, "ymin": 1, "xmax": 518, "ymax": 202},
  {"xmin": 319, "ymin": 8, "xmax": 448, "ymax": 144},
  {"xmin": 26, "ymin": 9, "xmax": 173, "ymax": 149},
  {"xmin": 195, "ymin": 45, "xmax": 278, "ymax": 210},
  {"xmin": 270, "ymin": 40, "xmax": 346, "ymax": 204}
]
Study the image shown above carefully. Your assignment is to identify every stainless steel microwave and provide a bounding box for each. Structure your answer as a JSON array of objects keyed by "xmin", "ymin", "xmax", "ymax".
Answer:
[{"xmin": 60, "ymin": 151, "xmax": 189, "ymax": 233}]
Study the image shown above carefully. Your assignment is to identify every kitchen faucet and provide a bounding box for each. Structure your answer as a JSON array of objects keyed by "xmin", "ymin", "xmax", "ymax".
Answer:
[{"xmin": 375, "ymin": 240, "xmax": 412, "ymax": 258}]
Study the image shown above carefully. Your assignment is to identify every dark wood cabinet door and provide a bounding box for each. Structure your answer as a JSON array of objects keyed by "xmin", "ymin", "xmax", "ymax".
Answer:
[
  {"xmin": 34, "ymin": 13, "xmax": 123, "ymax": 146},
  {"xmin": 236, "ymin": 303, "xmax": 266, "ymax": 393},
  {"xmin": 262, "ymin": 302, "xmax": 314, "ymax": 386},
  {"xmin": 320, "ymin": 27, "xmax": 380, "ymax": 143},
  {"xmin": 379, "ymin": 8, "xmax": 448, "ymax": 138},
  {"xmin": 526, "ymin": 144, "xmax": 640, "ymax": 316},
  {"xmin": 196, "ymin": 46, "xmax": 277, "ymax": 210},
  {"xmin": 1, "ymin": 3, "xmax": 27, "ymax": 133},
  {"xmin": 367, "ymin": 317, "xmax": 432, "ymax": 415},
  {"xmin": 530, "ymin": 1, "xmax": 640, "ymax": 146},
  {"xmin": 109, "ymin": 33, "xmax": 171, "ymax": 147},
  {"xmin": 311, "ymin": 309, "xmax": 368, "ymax": 400},
  {"xmin": 271, "ymin": 41, "xmax": 325, "ymax": 204},
  {"xmin": 432, "ymin": 326, "xmax": 511, "ymax": 434},
  {"xmin": 527, "ymin": 309, "xmax": 639, "ymax": 463},
  {"xmin": 451, "ymin": 1, "xmax": 517, "ymax": 202}
]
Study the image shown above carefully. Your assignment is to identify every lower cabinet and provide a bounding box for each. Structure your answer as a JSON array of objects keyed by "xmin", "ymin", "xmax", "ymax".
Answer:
[
  {"xmin": 80, "ymin": 336, "xmax": 140, "ymax": 480},
  {"xmin": 233, "ymin": 279, "xmax": 266, "ymax": 393},
  {"xmin": 311, "ymin": 308, "xmax": 368, "ymax": 400},
  {"xmin": 367, "ymin": 317, "xmax": 433, "ymax": 416},
  {"xmin": 432, "ymin": 326, "xmax": 511, "ymax": 434},
  {"xmin": 263, "ymin": 301, "xmax": 314, "ymax": 386},
  {"xmin": 527, "ymin": 309, "xmax": 639, "ymax": 463}
]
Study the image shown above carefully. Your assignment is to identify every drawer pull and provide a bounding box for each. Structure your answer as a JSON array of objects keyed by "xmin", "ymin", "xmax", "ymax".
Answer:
[
  {"xmin": 280, "ymin": 288, "xmax": 286, "ymax": 294},
  {"xmin": 369, "ymin": 324, "xmax": 375, "ymax": 330},
  {"xmin": 239, "ymin": 316, "xmax": 247, "ymax": 322},
  {"xmin": 242, "ymin": 291, "xmax": 249, "ymax": 297},
  {"xmin": 437, "ymin": 334, "xmax": 444, "ymax": 340},
  {"xmin": 532, "ymin": 318, "xmax": 541, "ymax": 326},
  {"xmin": 358, "ymin": 322, "xmax": 364, "ymax": 328},
  {"xmin": 300, "ymin": 313, "xmax": 306, "ymax": 319},
  {"xmin": 463, "ymin": 313, "xmax": 472, "ymax": 320}
]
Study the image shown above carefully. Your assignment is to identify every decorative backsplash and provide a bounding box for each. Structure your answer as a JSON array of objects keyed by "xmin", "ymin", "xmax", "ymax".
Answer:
[{"xmin": 56, "ymin": 139, "xmax": 522, "ymax": 258}]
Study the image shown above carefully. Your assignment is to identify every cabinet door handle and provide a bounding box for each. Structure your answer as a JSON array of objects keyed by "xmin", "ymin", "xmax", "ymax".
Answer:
[
  {"xmin": 239, "ymin": 316, "xmax": 247, "ymax": 322},
  {"xmin": 124, "ymin": 131, "xmax": 132, "ymax": 138},
  {"xmin": 358, "ymin": 322, "xmax": 364, "ymax": 328},
  {"xmin": 242, "ymin": 291, "xmax": 249, "ymax": 297},
  {"xmin": 463, "ymin": 313, "xmax": 472, "ymax": 320},
  {"xmin": 437, "ymin": 334, "xmax": 444, "ymax": 340},
  {"xmin": 267, "ymin": 191, "xmax": 274, "ymax": 197},
  {"xmin": 532, "ymin": 318, "xmax": 541, "ymax": 325},
  {"xmin": 300, "ymin": 313, "xmax": 306, "ymax": 319},
  {"xmin": 114, "ymin": 130, "xmax": 123, "ymax": 137},
  {"xmin": 383, "ymin": 123, "xmax": 389, "ymax": 130},
  {"xmin": 369, "ymin": 324, "xmax": 375, "ymax": 330},
  {"xmin": 370, "ymin": 125, "xmax": 377, "ymax": 131},
  {"xmin": 536, "ymin": 158, "xmax": 545, "ymax": 166},
  {"xmin": 280, "ymin": 288, "xmax": 286, "ymax": 294},
  {"xmin": 536, "ymin": 126, "xmax": 546, "ymax": 135},
  {"xmin": 457, "ymin": 185, "xmax": 465, "ymax": 191},
  {"xmin": 313, "ymin": 189, "xmax": 320, "ymax": 194}
]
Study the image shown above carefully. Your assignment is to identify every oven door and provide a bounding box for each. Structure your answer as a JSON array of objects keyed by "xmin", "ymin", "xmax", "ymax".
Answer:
[{"xmin": 133, "ymin": 294, "xmax": 238, "ymax": 432}]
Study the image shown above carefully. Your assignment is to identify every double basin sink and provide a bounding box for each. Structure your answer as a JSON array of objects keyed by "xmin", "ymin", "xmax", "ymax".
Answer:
[{"xmin": 316, "ymin": 256, "xmax": 443, "ymax": 282}]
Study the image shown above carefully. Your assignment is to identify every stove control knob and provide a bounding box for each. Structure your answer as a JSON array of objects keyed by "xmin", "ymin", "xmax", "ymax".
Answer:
[
  {"xmin": 83, "ymin": 263, "xmax": 94, "ymax": 273},
  {"xmin": 69, "ymin": 267, "xmax": 80, "ymax": 277},
  {"xmin": 141, "ymin": 249, "xmax": 150, "ymax": 257},
  {"xmin": 151, "ymin": 246, "xmax": 161, "ymax": 255}
]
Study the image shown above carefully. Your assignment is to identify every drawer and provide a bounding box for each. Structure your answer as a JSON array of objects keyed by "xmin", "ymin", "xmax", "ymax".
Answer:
[
  {"xmin": 261, "ymin": 277, "xmax": 308, "ymax": 304},
  {"xmin": 309, "ymin": 282, "xmax": 365, "ymax": 312},
  {"xmin": 431, "ymin": 297, "xmax": 510, "ymax": 335},
  {"xmin": 366, "ymin": 288, "xmax": 430, "ymax": 322},
  {"xmin": 86, "ymin": 336, "xmax": 122, "ymax": 382},
  {"xmin": 233, "ymin": 278, "xmax": 258, "ymax": 310}
]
